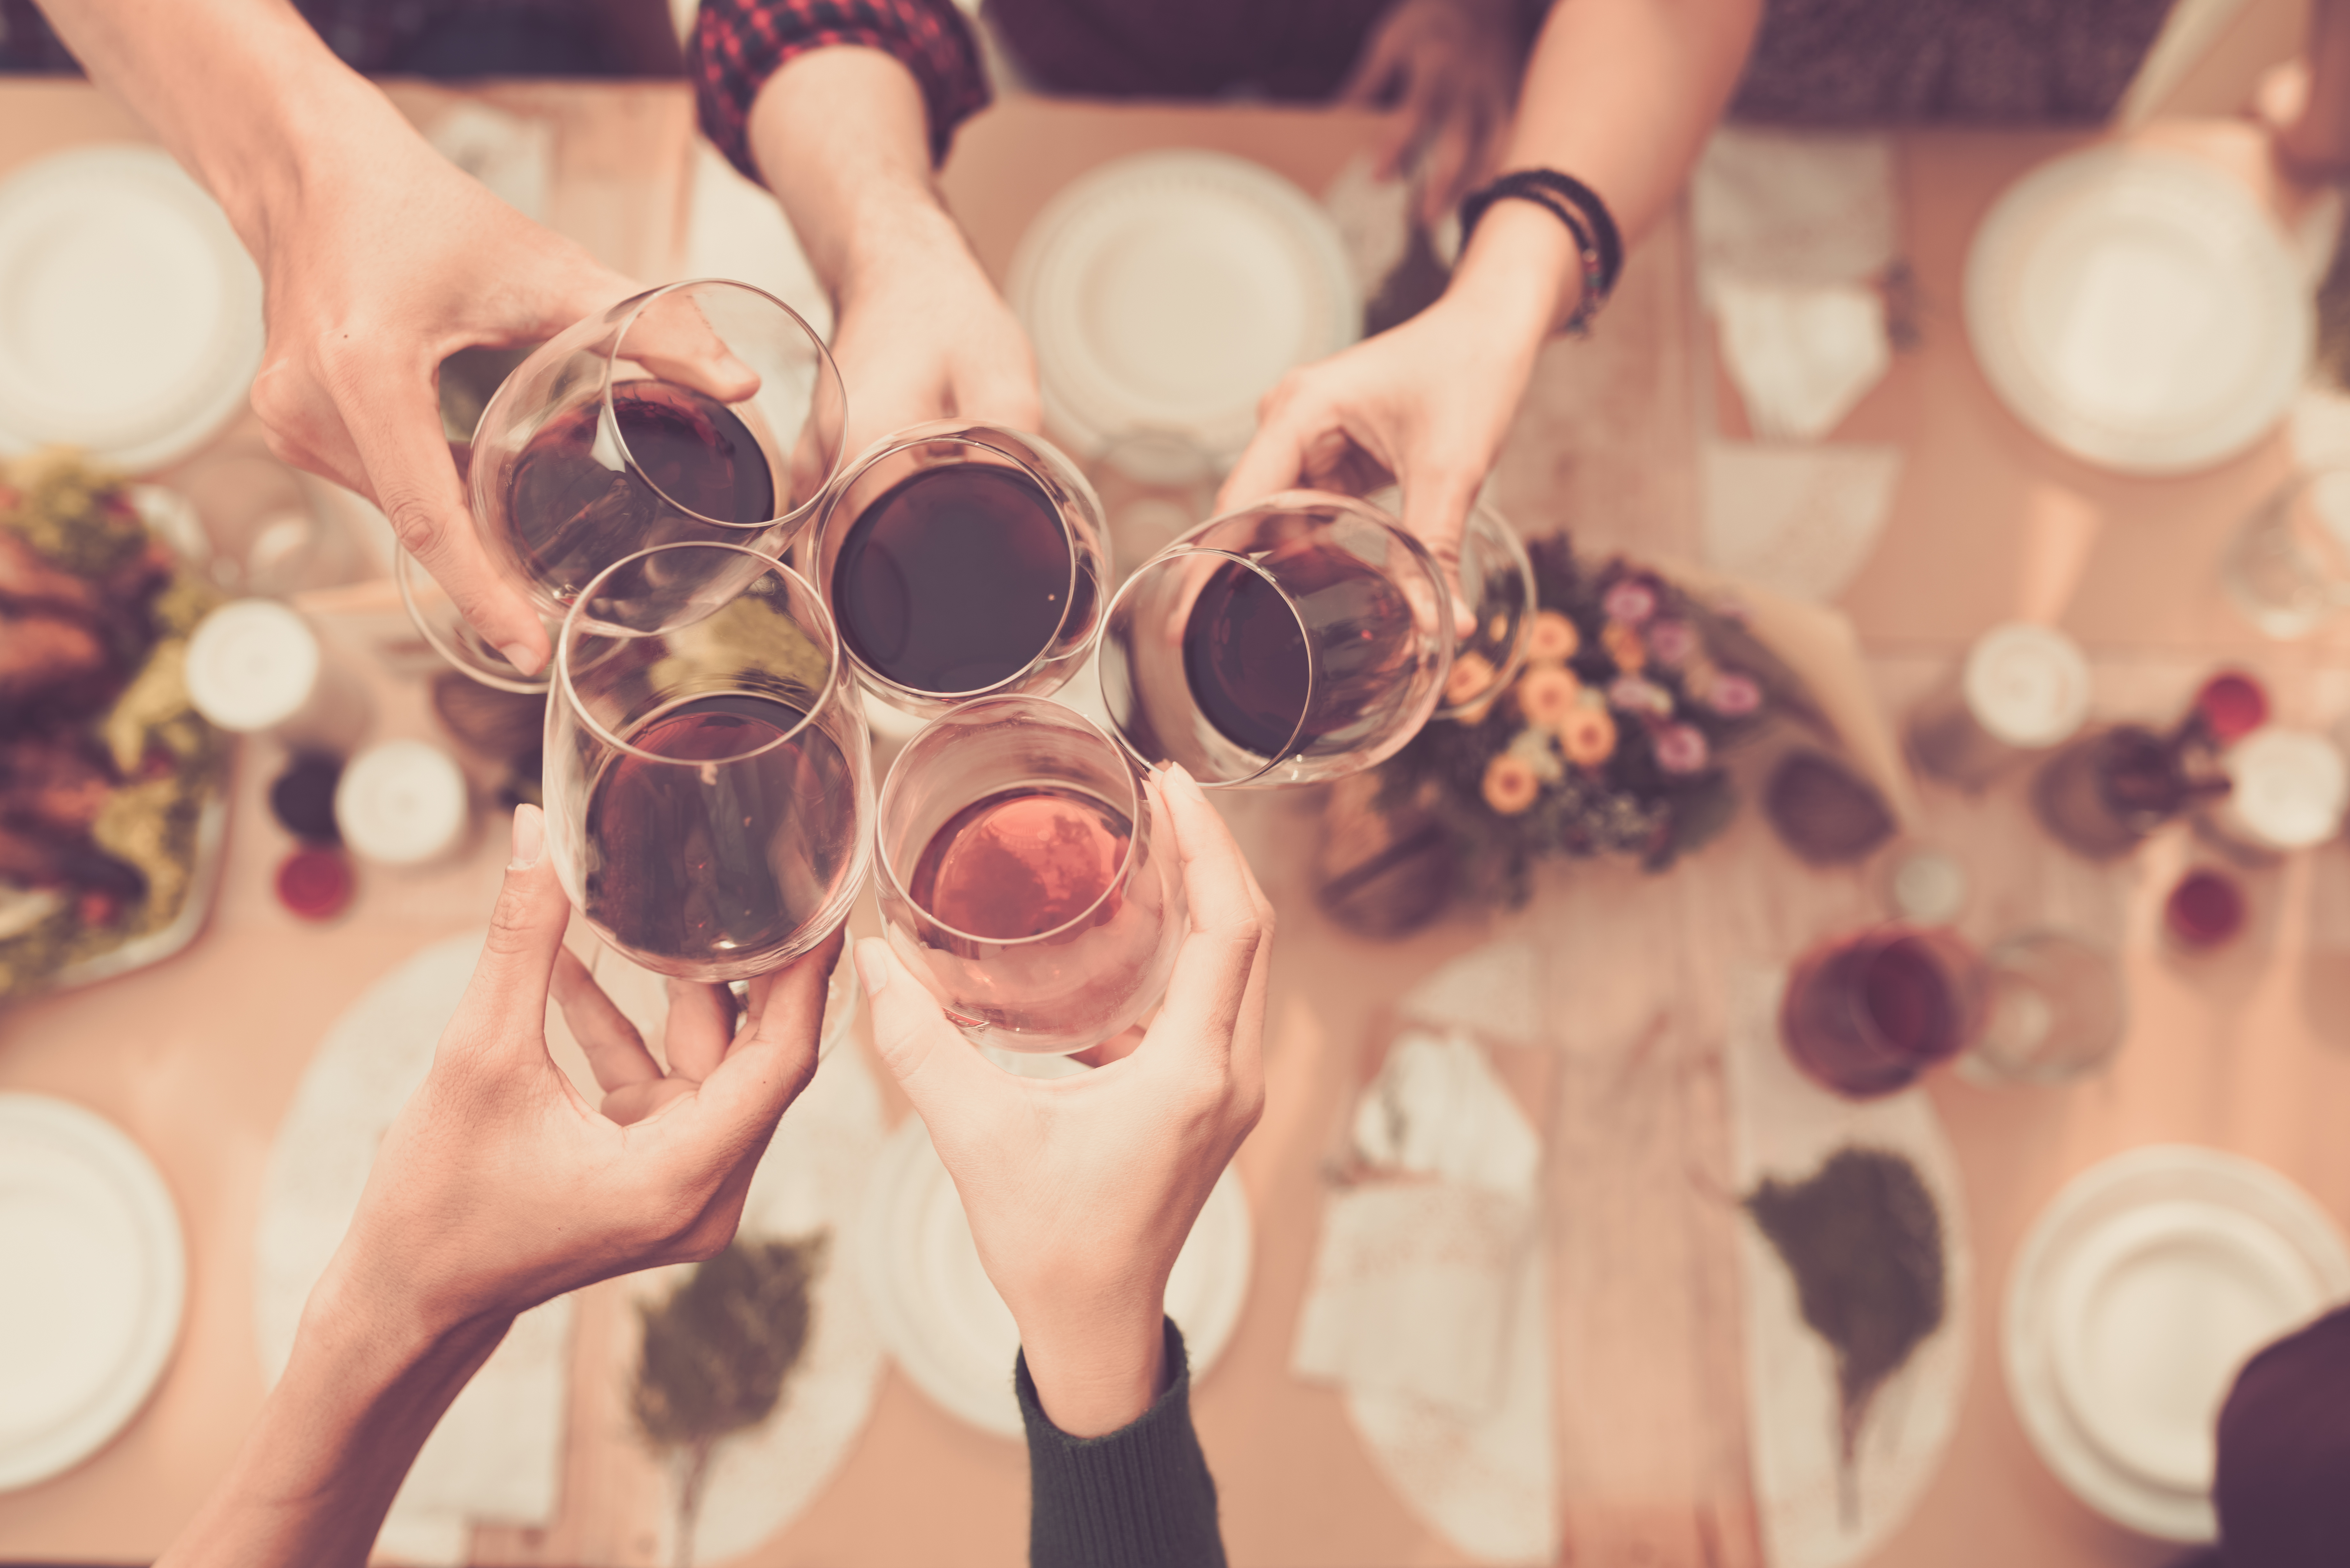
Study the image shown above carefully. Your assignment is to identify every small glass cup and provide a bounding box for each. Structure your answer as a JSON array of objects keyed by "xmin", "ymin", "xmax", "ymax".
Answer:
[
  {"xmin": 874, "ymin": 695, "xmax": 1186, "ymax": 1054},
  {"xmin": 545, "ymin": 541, "xmax": 871, "ymax": 981},
  {"xmin": 1097, "ymin": 489, "xmax": 1530, "ymax": 787},
  {"xmin": 1961, "ymin": 930, "xmax": 2129, "ymax": 1085},
  {"xmin": 1906, "ymin": 622, "xmax": 2091, "ymax": 788},
  {"xmin": 1780, "ymin": 925, "xmax": 1989, "ymax": 1099},
  {"xmin": 417, "ymin": 279, "xmax": 848, "ymax": 693},
  {"xmin": 809, "ymin": 421, "xmax": 1106, "ymax": 718},
  {"xmin": 2223, "ymin": 468, "xmax": 2350, "ymax": 638}
]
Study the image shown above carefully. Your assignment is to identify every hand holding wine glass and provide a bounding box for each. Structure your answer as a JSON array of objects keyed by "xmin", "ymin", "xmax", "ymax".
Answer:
[{"xmin": 855, "ymin": 764, "xmax": 1271, "ymax": 1438}]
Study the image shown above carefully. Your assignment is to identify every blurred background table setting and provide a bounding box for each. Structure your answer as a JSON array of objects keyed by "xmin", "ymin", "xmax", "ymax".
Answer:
[{"xmin": 11, "ymin": 0, "xmax": 2350, "ymax": 1565}]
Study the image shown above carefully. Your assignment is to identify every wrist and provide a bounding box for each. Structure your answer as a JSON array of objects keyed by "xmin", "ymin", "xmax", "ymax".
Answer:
[
  {"xmin": 1444, "ymin": 199, "xmax": 1587, "ymax": 337},
  {"xmin": 1014, "ymin": 1292, "xmax": 1170, "ymax": 1438}
]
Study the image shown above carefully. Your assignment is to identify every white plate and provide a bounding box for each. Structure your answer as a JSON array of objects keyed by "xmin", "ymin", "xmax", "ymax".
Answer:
[
  {"xmin": 0, "ymin": 145, "xmax": 265, "ymax": 472},
  {"xmin": 856, "ymin": 1111, "xmax": 1253, "ymax": 1437},
  {"xmin": 1008, "ymin": 149, "xmax": 1359, "ymax": 464},
  {"xmin": 2004, "ymin": 1145, "xmax": 2350, "ymax": 1541},
  {"xmin": 1964, "ymin": 147, "xmax": 2309, "ymax": 475},
  {"xmin": 0, "ymin": 1094, "xmax": 186, "ymax": 1491}
]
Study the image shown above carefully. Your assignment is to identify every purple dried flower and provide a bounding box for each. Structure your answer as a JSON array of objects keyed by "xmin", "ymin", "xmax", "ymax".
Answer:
[
  {"xmin": 1602, "ymin": 579, "xmax": 1658, "ymax": 626},
  {"xmin": 1645, "ymin": 617, "xmax": 1696, "ymax": 667},
  {"xmin": 1707, "ymin": 670, "xmax": 1762, "ymax": 717},
  {"xmin": 1654, "ymin": 723, "xmax": 1710, "ymax": 774}
]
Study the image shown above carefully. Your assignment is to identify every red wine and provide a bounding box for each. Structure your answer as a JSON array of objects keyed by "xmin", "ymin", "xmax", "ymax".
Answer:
[
  {"xmin": 832, "ymin": 466, "xmax": 1073, "ymax": 694},
  {"xmin": 1182, "ymin": 541, "xmax": 1413, "ymax": 757},
  {"xmin": 507, "ymin": 381, "xmax": 777, "ymax": 596},
  {"xmin": 1857, "ymin": 938, "xmax": 1962, "ymax": 1060},
  {"xmin": 582, "ymin": 693, "xmax": 852, "ymax": 967},
  {"xmin": 907, "ymin": 784, "xmax": 1131, "ymax": 940}
]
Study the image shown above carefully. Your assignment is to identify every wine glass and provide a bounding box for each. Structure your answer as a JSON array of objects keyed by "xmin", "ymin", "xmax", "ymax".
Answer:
[
  {"xmin": 409, "ymin": 278, "xmax": 849, "ymax": 693},
  {"xmin": 545, "ymin": 541, "xmax": 871, "ymax": 981},
  {"xmin": 1780, "ymin": 924, "xmax": 1989, "ymax": 1099},
  {"xmin": 806, "ymin": 421, "xmax": 1107, "ymax": 718},
  {"xmin": 1096, "ymin": 488, "xmax": 1531, "ymax": 786},
  {"xmin": 873, "ymin": 695, "xmax": 1186, "ymax": 1054}
]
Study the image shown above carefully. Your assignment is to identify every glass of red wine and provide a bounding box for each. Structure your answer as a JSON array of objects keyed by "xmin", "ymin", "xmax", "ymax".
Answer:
[
  {"xmin": 1097, "ymin": 489, "xmax": 1481, "ymax": 786},
  {"xmin": 1779, "ymin": 925, "xmax": 1989, "ymax": 1099},
  {"xmin": 807, "ymin": 421, "xmax": 1106, "ymax": 718},
  {"xmin": 545, "ymin": 541, "xmax": 871, "ymax": 981},
  {"xmin": 408, "ymin": 278, "xmax": 848, "ymax": 693},
  {"xmin": 873, "ymin": 695, "xmax": 1186, "ymax": 1054}
]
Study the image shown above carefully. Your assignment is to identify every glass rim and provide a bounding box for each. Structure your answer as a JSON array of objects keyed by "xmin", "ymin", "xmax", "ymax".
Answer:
[
  {"xmin": 1099, "ymin": 542, "xmax": 1315, "ymax": 788},
  {"xmin": 601, "ymin": 277, "xmax": 846, "ymax": 536},
  {"xmin": 1833, "ymin": 923, "xmax": 1983, "ymax": 1059},
  {"xmin": 553, "ymin": 540, "xmax": 848, "ymax": 768},
  {"xmin": 815, "ymin": 422, "xmax": 1088, "ymax": 703},
  {"xmin": 874, "ymin": 692, "xmax": 1150, "ymax": 949}
]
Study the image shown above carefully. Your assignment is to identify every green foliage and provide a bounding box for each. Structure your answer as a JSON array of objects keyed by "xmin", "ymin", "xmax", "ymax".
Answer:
[{"xmin": 633, "ymin": 1233, "xmax": 829, "ymax": 1454}]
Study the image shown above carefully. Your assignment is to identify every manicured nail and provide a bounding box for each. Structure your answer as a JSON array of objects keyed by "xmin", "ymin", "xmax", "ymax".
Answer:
[
  {"xmin": 1165, "ymin": 762, "xmax": 1206, "ymax": 800},
  {"xmin": 853, "ymin": 938, "xmax": 890, "ymax": 996},
  {"xmin": 498, "ymin": 641, "xmax": 542, "ymax": 675},
  {"xmin": 509, "ymin": 804, "xmax": 544, "ymax": 869}
]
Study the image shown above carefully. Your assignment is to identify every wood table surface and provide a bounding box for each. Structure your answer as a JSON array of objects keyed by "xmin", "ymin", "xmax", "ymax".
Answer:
[{"xmin": 3, "ymin": 77, "xmax": 2345, "ymax": 1568}]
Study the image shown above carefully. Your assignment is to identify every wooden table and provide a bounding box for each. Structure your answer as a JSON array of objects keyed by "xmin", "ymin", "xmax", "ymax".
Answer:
[{"xmin": 4, "ymin": 77, "xmax": 2346, "ymax": 1568}]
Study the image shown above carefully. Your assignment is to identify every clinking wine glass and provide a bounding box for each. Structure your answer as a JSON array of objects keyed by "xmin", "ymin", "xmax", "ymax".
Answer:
[
  {"xmin": 1096, "ymin": 488, "xmax": 1534, "ymax": 786},
  {"xmin": 546, "ymin": 541, "xmax": 872, "ymax": 981},
  {"xmin": 874, "ymin": 695, "xmax": 1186, "ymax": 1054},
  {"xmin": 402, "ymin": 278, "xmax": 849, "ymax": 694},
  {"xmin": 807, "ymin": 421, "xmax": 1107, "ymax": 719}
]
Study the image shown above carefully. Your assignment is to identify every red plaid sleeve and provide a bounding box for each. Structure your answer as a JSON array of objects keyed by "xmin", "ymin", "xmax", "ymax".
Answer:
[{"xmin": 692, "ymin": 0, "xmax": 990, "ymax": 182}]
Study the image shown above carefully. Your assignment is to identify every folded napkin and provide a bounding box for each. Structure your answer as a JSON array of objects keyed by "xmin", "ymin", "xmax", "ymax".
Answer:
[
  {"xmin": 1695, "ymin": 129, "xmax": 1899, "ymax": 443},
  {"xmin": 1701, "ymin": 440, "xmax": 1904, "ymax": 605}
]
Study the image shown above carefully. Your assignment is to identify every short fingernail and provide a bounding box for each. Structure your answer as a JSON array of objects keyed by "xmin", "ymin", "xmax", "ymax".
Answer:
[
  {"xmin": 1165, "ymin": 762, "xmax": 1206, "ymax": 800},
  {"xmin": 498, "ymin": 641, "xmax": 542, "ymax": 675},
  {"xmin": 509, "ymin": 804, "xmax": 545, "ymax": 869},
  {"xmin": 853, "ymin": 938, "xmax": 890, "ymax": 996}
]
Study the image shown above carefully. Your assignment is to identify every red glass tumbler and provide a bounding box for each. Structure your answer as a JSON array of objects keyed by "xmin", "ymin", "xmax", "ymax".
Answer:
[{"xmin": 1780, "ymin": 925, "xmax": 1990, "ymax": 1099}]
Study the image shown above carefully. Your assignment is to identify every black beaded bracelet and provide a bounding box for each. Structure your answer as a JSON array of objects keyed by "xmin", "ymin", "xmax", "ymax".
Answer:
[{"xmin": 1458, "ymin": 169, "xmax": 1624, "ymax": 336}]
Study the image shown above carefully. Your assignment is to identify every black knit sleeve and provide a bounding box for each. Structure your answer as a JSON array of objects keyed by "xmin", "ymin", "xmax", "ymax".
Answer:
[{"xmin": 1016, "ymin": 1318, "xmax": 1229, "ymax": 1568}]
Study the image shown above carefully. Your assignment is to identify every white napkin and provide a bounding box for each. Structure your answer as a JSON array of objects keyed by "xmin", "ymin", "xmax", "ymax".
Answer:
[
  {"xmin": 1349, "ymin": 1028, "xmax": 1542, "ymax": 1196},
  {"xmin": 1701, "ymin": 440, "xmax": 1904, "ymax": 604},
  {"xmin": 1694, "ymin": 129, "xmax": 1898, "ymax": 443}
]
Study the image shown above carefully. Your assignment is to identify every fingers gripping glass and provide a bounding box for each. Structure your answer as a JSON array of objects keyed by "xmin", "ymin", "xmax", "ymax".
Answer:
[
  {"xmin": 402, "ymin": 279, "xmax": 849, "ymax": 694},
  {"xmin": 1097, "ymin": 489, "xmax": 1529, "ymax": 786},
  {"xmin": 545, "ymin": 542, "xmax": 872, "ymax": 982},
  {"xmin": 874, "ymin": 696, "xmax": 1187, "ymax": 1054}
]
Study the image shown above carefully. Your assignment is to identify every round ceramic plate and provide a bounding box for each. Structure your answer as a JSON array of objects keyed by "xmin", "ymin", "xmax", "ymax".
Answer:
[
  {"xmin": 0, "ymin": 145, "xmax": 265, "ymax": 472},
  {"xmin": 0, "ymin": 1094, "xmax": 186, "ymax": 1491},
  {"xmin": 1009, "ymin": 149, "xmax": 1359, "ymax": 464},
  {"xmin": 1964, "ymin": 147, "xmax": 2309, "ymax": 476},
  {"xmin": 2004, "ymin": 1145, "xmax": 2350, "ymax": 1541},
  {"xmin": 856, "ymin": 1111, "xmax": 1253, "ymax": 1437}
]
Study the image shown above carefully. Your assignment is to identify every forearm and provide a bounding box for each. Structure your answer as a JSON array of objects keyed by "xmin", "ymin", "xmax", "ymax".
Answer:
[
  {"xmin": 1449, "ymin": 0, "xmax": 1761, "ymax": 332},
  {"xmin": 746, "ymin": 46, "xmax": 985, "ymax": 313},
  {"xmin": 31, "ymin": 0, "xmax": 410, "ymax": 256},
  {"xmin": 158, "ymin": 1271, "xmax": 511, "ymax": 1568}
]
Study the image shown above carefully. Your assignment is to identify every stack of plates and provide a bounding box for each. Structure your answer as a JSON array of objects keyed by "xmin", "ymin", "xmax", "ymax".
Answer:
[
  {"xmin": 0, "ymin": 1094, "xmax": 185, "ymax": 1491},
  {"xmin": 0, "ymin": 146, "xmax": 265, "ymax": 472},
  {"xmin": 1964, "ymin": 147, "xmax": 2309, "ymax": 476},
  {"xmin": 2005, "ymin": 1146, "xmax": 2350, "ymax": 1540},
  {"xmin": 857, "ymin": 1112, "xmax": 1253, "ymax": 1437},
  {"xmin": 1008, "ymin": 150, "xmax": 1359, "ymax": 465}
]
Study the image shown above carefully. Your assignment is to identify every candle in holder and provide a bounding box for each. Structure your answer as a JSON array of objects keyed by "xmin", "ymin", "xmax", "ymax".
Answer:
[
  {"xmin": 2210, "ymin": 728, "xmax": 2349, "ymax": 855},
  {"xmin": 1907, "ymin": 622, "xmax": 2091, "ymax": 788},
  {"xmin": 334, "ymin": 740, "xmax": 470, "ymax": 867},
  {"xmin": 185, "ymin": 599, "xmax": 368, "ymax": 753}
]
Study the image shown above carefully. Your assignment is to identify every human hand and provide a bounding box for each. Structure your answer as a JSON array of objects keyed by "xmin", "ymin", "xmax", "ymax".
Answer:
[
  {"xmin": 311, "ymin": 804, "xmax": 837, "ymax": 1347},
  {"xmin": 829, "ymin": 218, "xmax": 1042, "ymax": 460},
  {"xmin": 1340, "ymin": 0, "xmax": 1523, "ymax": 226},
  {"xmin": 245, "ymin": 117, "xmax": 640, "ymax": 675},
  {"xmin": 855, "ymin": 765, "xmax": 1271, "ymax": 1436}
]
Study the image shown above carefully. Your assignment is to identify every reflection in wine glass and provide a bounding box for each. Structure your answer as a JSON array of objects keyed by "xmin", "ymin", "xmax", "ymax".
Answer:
[
  {"xmin": 807, "ymin": 421, "xmax": 1107, "ymax": 719},
  {"xmin": 1097, "ymin": 489, "xmax": 1530, "ymax": 787},
  {"xmin": 411, "ymin": 278, "xmax": 848, "ymax": 693},
  {"xmin": 546, "ymin": 542, "xmax": 871, "ymax": 982},
  {"xmin": 874, "ymin": 695, "xmax": 1186, "ymax": 1054}
]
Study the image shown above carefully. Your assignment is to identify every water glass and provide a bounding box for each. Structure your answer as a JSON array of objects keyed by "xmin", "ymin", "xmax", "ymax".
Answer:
[{"xmin": 1961, "ymin": 930, "xmax": 2129, "ymax": 1085}]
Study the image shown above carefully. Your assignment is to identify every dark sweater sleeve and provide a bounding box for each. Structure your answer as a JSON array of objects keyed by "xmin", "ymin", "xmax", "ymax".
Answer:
[
  {"xmin": 1016, "ymin": 1318, "xmax": 1229, "ymax": 1568},
  {"xmin": 688, "ymin": 0, "xmax": 991, "ymax": 183}
]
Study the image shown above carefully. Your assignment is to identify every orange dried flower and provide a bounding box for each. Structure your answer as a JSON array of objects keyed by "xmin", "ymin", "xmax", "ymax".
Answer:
[
  {"xmin": 1558, "ymin": 705, "xmax": 1618, "ymax": 767},
  {"xmin": 1445, "ymin": 650, "xmax": 1498, "ymax": 709},
  {"xmin": 1527, "ymin": 610, "xmax": 1580, "ymax": 663},
  {"xmin": 1482, "ymin": 753, "xmax": 1541, "ymax": 815},
  {"xmin": 1601, "ymin": 621, "xmax": 1647, "ymax": 673},
  {"xmin": 1517, "ymin": 664, "xmax": 1581, "ymax": 728}
]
